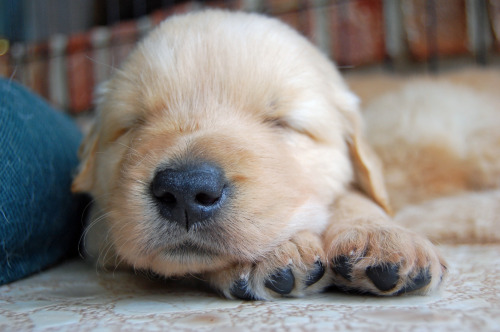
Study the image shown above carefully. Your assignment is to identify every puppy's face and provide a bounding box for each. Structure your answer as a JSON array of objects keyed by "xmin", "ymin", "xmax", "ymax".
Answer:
[{"xmin": 72, "ymin": 11, "xmax": 382, "ymax": 276}]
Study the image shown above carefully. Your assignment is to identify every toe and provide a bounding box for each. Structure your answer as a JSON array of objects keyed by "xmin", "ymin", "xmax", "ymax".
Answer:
[
  {"xmin": 265, "ymin": 267, "xmax": 295, "ymax": 295},
  {"xmin": 366, "ymin": 264, "xmax": 400, "ymax": 292}
]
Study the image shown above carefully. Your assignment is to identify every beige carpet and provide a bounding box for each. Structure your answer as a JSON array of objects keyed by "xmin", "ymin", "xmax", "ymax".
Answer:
[{"xmin": 1, "ymin": 244, "xmax": 499, "ymax": 331}]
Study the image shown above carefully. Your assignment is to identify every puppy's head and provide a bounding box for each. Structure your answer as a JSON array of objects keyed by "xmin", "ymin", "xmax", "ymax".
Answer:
[{"xmin": 72, "ymin": 10, "xmax": 389, "ymax": 276}]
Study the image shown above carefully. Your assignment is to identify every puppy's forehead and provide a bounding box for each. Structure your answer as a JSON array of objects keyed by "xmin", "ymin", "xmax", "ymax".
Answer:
[{"xmin": 111, "ymin": 10, "xmax": 353, "ymax": 142}]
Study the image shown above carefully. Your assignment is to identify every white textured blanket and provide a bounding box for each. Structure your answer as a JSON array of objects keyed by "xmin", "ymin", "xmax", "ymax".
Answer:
[{"xmin": 1, "ymin": 245, "xmax": 499, "ymax": 331}]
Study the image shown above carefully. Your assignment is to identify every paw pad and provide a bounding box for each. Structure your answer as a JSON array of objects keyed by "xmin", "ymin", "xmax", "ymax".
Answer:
[
  {"xmin": 264, "ymin": 267, "xmax": 295, "ymax": 295},
  {"xmin": 230, "ymin": 278, "xmax": 257, "ymax": 300},
  {"xmin": 366, "ymin": 264, "xmax": 400, "ymax": 291},
  {"xmin": 331, "ymin": 255, "xmax": 353, "ymax": 281},
  {"xmin": 305, "ymin": 260, "xmax": 325, "ymax": 286},
  {"xmin": 396, "ymin": 268, "xmax": 432, "ymax": 294}
]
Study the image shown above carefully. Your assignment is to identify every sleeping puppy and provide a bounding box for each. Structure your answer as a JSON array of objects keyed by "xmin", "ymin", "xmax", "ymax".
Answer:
[{"xmin": 72, "ymin": 10, "xmax": 446, "ymax": 300}]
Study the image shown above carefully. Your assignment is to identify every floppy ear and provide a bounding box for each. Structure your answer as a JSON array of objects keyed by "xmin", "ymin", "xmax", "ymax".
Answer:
[
  {"xmin": 338, "ymin": 92, "xmax": 392, "ymax": 214},
  {"xmin": 71, "ymin": 123, "xmax": 99, "ymax": 193},
  {"xmin": 349, "ymin": 129, "xmax": 392, "ymax": 214},
  {"xmin": 71, "ymin": 81, "xmax": 109, "ymax": 193}
]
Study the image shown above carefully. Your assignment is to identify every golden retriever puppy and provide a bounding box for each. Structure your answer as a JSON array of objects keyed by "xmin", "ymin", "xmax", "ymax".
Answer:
[{"xmin": 72, "ymin": 10, "xmax": 446, "ymax": 300}]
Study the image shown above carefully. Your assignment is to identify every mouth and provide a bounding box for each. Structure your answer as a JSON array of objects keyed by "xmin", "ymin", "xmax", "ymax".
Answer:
[{"xmin": 163, "ymin": 242, "xmax": 221, "ymax": 262}]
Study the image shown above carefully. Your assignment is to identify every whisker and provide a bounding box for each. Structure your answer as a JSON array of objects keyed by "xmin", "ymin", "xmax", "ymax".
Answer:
[{"xmin": 84, "ymin": 54, "xmax": 118, "ymax": 72}]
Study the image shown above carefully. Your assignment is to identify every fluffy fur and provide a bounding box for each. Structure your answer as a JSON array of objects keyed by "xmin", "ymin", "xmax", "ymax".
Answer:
[
  {"xmin": 348, "ymin": 70, "xmax": 500, "ymax": 244},
  {"xmin": 70, "ymin": 10, "xmax": 500, "ymax": 300}
]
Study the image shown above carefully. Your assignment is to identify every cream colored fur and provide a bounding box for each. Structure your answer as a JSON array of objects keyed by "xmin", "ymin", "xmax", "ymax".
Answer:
[{"xmin": 348, "ymin": 70, "xmax": 500, "ymax": 244}]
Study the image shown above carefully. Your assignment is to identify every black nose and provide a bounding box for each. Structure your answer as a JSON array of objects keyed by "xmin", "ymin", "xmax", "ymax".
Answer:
[{"xmin": 151, "ymin": 162, "xmax": 229, "ymax": 231}]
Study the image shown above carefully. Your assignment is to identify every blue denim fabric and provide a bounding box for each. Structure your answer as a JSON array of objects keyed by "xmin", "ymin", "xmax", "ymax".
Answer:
[{"xmin": 0, "ymin": 78, "xmax": 84, "ymax": 285}]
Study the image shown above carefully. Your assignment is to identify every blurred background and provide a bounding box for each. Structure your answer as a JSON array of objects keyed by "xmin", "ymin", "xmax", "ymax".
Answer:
[{"xmin": 1, "ymin": 0, "xmax": 499, "ymax": 115}]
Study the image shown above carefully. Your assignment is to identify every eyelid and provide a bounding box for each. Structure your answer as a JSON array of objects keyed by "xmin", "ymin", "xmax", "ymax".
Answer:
[
  {"xmin": 107, "ymin": 117, "xmax": 144, "ymax": 143},
  {"xmin": 265, "ymin": 117, "xmax": 288, "ymax": 128},
  {"xmin": 108, "ymin": 127, "xmax": 131, "ymax": 143},
  {"xmin": 271, "ymin": 117, "xmax": 319, "ymax": 141}
]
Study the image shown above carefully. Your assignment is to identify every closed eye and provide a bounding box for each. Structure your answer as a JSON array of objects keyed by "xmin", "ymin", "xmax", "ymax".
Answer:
[{"xmin": 265, "ymin": 116, "xmax": 321, "ymax": 142}]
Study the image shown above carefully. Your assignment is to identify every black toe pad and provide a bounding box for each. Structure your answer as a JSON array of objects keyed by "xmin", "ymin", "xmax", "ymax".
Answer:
[
  {"xmin": 305, "ymin": 260, "xmax": 325, "ymax": 286},
  {"xmin": 332, "ymin": 255, "xmax": 353, "ymax": 281},
  {"xmin": 265, "ymin": 267, "xmax": 295, "ymax": 295},
  {"xmin": 397, "ymin": 268, "xmax": 432, "ymax": 294},
  {"xmin": 230, "ymin": 278, "xmax": 256, "ymax": 300},
  {"xmin": 366, "ymin": 264, "xmax": 400, "ymax": 292}
]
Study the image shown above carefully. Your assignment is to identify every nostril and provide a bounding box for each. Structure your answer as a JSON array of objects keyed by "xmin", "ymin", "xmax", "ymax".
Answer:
[
  {"xmin": 152, "ymin": 180, "xmax": 165, "ymax": 198},
  {"xmin": 195, "ymin": 192, "xmax": 221, "ymax": 206},
  {"xmin": 152, "ymin": 180, "xmax": 177, "ymax": 204},
  {"xmin": 160, "ymin": 192, "xmax": 177, "ymax": 205}
]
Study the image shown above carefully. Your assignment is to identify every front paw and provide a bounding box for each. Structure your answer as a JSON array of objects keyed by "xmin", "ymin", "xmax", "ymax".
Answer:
[
  {"xmin": 324, "ymin": 220, "xmax": 447, "ymax": 295},
  {"xmin": 207, "ymin": 231, "xmax": 328, "ymax": 300}
]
